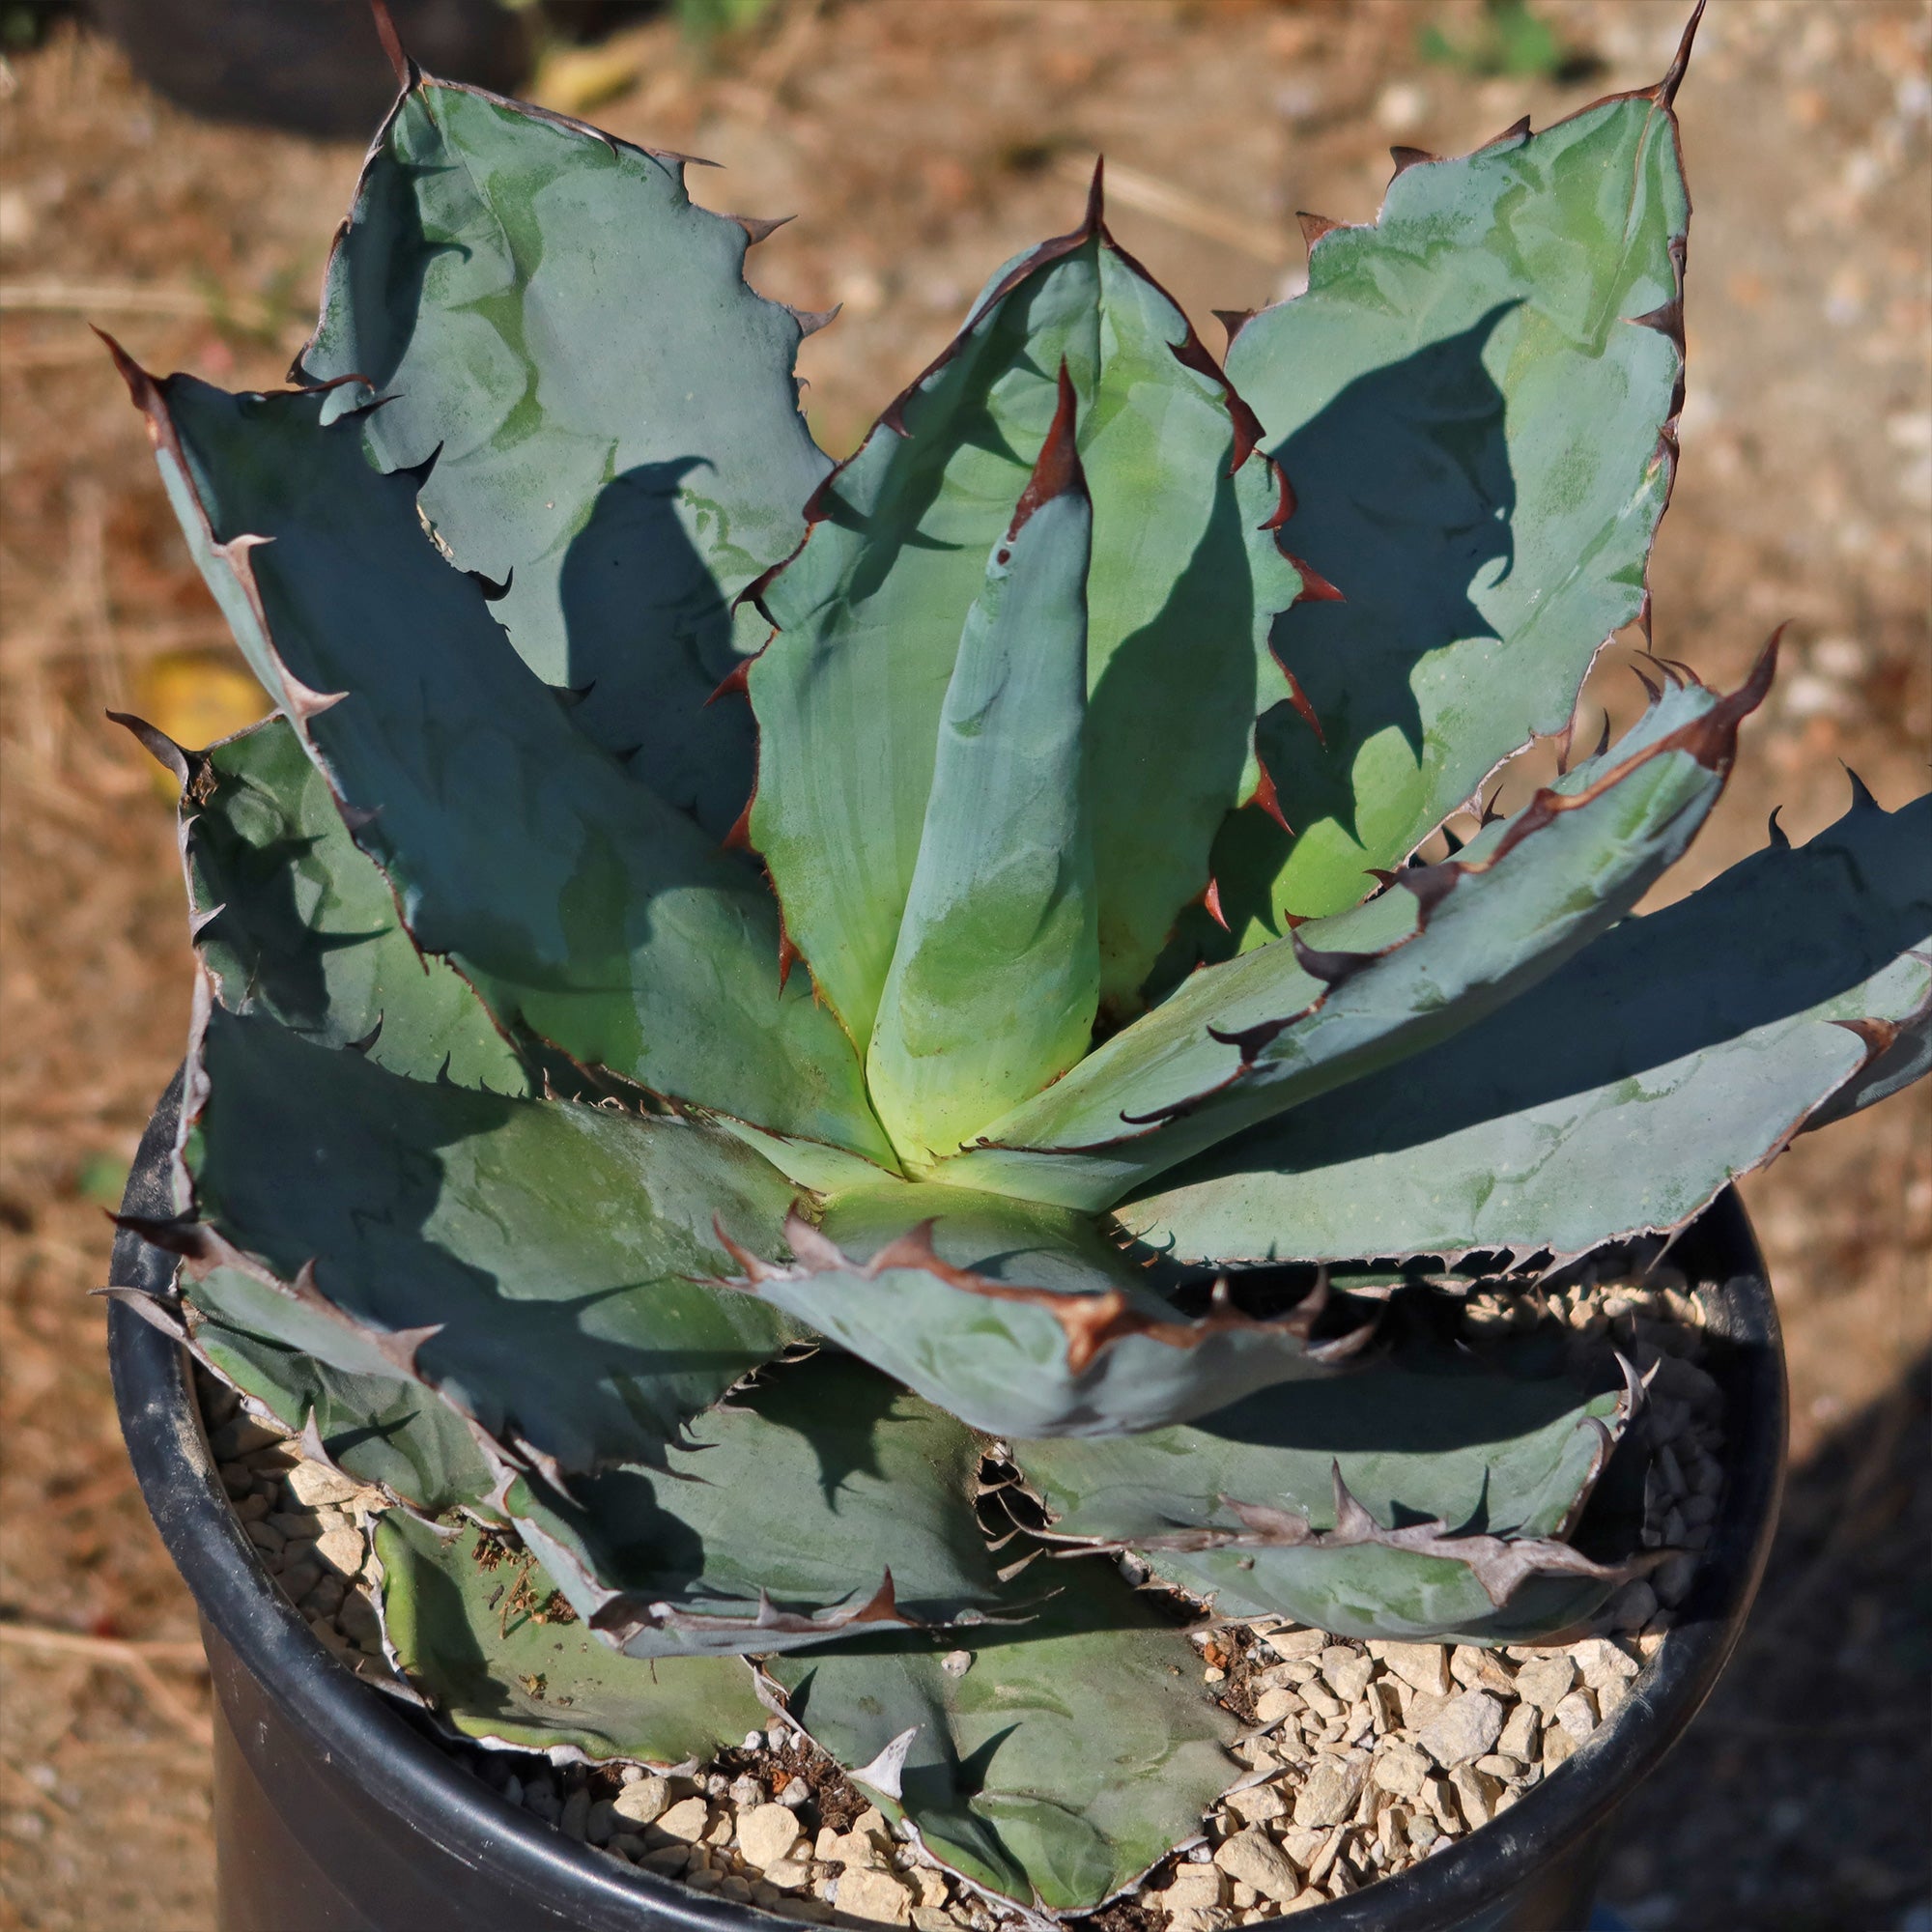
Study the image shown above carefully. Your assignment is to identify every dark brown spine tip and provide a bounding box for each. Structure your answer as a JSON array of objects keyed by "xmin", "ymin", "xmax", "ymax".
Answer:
[
  {"xmin": 1082, "ymin": 156, "xmax": 1106, "ymax": 238},
  {"xmin": 1296, "ymin": 211, "xmax": 1342, "ymax": 248},
  {"xmin": 1260, "ymin": 461, "xmax": 1297, "ymax": 531},
  {"xmin": 784, "ymin": 301, "xmax": 841, "ymax": 338},
  {"xmin": 1766, "ymin": 807, "xmax": 1791, "ymax": 850},
  {"xmin": 777, "ymin": 927, "xmax": 800, "ymax": 994},
  {"xmin": 106, "ymin": 709, "xmax": 191, "ymax": 788},
  {"xmin": 1399, "ymin": 862, "xmax": 1460, "ymax": 920},
  {"xmin": 1842, "ymin": 763, "xmax": 1881, "ymax": 813},
  {"xmin": 1201, "ymin": 876, "xmax": 1230, "ymax": 932},
  {"xmin": 1008, "ymin": 361, "xmax": 1084, "ymax": 540},
  {"xmin": 1213, "ymin": 308, "xmax": 1257, "ymax": 351},
  {"xmin": 369, "ymin": 0, "xmax": 412, "ymax": 88},
  {"xmin": 1278, "ymin": 661, "xmax": 1325, "ymax": 745},
  {"xmin": 706, "ymin": 660, "xmax": 753, "ymax": 707},
  {"xmin": 1290, "ymin": 930, "xmax": 1375, "ymax": 988},
  {"xmin": 1832, "ymin": 1014, "xmax": 1899, "ymax": 1058},
  {"xmin": 1655, "ymin": 0, "xmax": 1707, "ymax": 110},
  {"xmin": 1483, "ymin": 115, "xmax": 1533, "ymax": 149},
  {"xmin": 728, "ymin": 213, "xmax": 795, "ymax": 246},
  {"xmin": 92, "ymin": 326, "xmax": 157, "ymax": 407},
  {"xmin": 1389, "ymin": 147, "xmax": 1440, "ymax": 179},
  {"xmin": 1248, "ymin": 755, "xmax": 1291, "ymax": 832},
  {"xmin": 1287, "ymin": 555, "xmax": 1344, "ymax": 605},
  {"xmin": 722, "ymin": 794, "xmax": 755, "ymax": 852}
]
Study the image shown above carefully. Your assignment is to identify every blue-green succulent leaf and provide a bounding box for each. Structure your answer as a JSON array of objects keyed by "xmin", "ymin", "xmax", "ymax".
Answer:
[
  {"xmin": 749, "ymin": 181, "xmax": 1299, "ymax": 1046},
  {"xmin": 165, "ymin": 715, "xmax": 531, "ymax": 1094},
  {"xmin": 720, "ymin": 1183, "xmax": 1362, "ymax": 1439},
  {"xmin": 176, "ymin": 1002, "xmax": 803, "ymax": 1477},
  {"xmin": 298, "ymin": 74, "xmax": 831, "ymax": 840},
  {"xmin": 1013, "ymin": 1351, "xmax": 1634, "ymax": 1642},
  {"xmin": 773, "ymin": 1557, "xmax": 1237, "ymax": 1911},
  {"xmin": 867, "ymin": 377, "xmax": 1099, "ymax": 1163},
  {"xmin": 375, "ymin": 1512, "xmax": 767, "ymax": 1764},
  {"xmin": 939, "ymin": 661, "xmax": 1766, "ymax": 1211},
  {"xmin": 498, "ymin": 1353, "xmax": 1009, "ymax": 1660},
  {"xmin": 118, "ymin": 356, "xmax": 890, "ymax": 1163},
  {"xmin": 1218, "ymin": 50, "xmax": 1694, "ymax": 932},
  {"xmin": 189, "ymin": 1264, "xmax": 497, "ymax": 1516},
  {"xmin": 1121, "ymin": 782, "xmax": 1932, "ymax": 1264}
]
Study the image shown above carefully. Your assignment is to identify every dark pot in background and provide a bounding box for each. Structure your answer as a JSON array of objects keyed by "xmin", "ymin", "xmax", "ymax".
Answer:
[{"xmin": 109, "ymin": 1077, "xmax": 1786, "ymax": 1932}]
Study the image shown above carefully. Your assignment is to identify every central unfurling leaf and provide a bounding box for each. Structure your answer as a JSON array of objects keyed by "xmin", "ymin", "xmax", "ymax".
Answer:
[{"xmin": 866, "ymin": 372, "xmax": 1098, "ymax": 1163}]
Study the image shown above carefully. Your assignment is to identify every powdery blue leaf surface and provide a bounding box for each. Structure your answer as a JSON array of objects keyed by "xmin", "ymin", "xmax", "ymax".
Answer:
[
  {"xmin": 177, "ymin": 1003, "xmax": 803, "ymax": 1477},
  {"xmin": 1121, "ymin": 785, "xmax": 1932, "ymax": 1265},
  {"xmin": 299, "ymin": 74, "xmax": 831, "ymax": 839},
  {"xmin": 1218, "ymin": 44, "xmax": 1695, "ymax": 932},
  {"xmin": 940, "ymin": 664, "xmax": 1763, "ymax": 1211},
  {"xmin": 121, "ymin": 361, "xmax": 889, "ymax": 1163}
]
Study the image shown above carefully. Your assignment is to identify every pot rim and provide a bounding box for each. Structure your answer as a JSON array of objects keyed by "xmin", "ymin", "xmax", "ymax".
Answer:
[{"xmin": 109, "ymin": 1073, "xmax": 1786, "ymax": 1932}]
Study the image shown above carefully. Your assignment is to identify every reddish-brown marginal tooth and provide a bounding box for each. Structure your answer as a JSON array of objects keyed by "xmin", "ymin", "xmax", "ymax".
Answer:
[
  {"xmin": 1286, "ymin": 555, "xmax": 1344, "ymax": 604},
  {"xmin": 1201, "ymin": 877, "xmax": 1230, "ymax": 932},
  {"xmin": 1248, "ymin": 755, "xmax": 1291, "ymax": 832},
  {"xmin": 705, "ymin": 660, "xmax": 752, "ymax": 707},
  {"xmin": 1009, "ymin": 362, "xmax": 1084, "ymax": 541},
  {"xmin": 721, "ymin": 793, "xmax": 755, "ymax": 851},
  {"xmin": 1296, "ymin": 211, "xmax": 1342, "ymax": 247},
  {"xmin": 1389, "ymin": 146, "xmax": 1440, "ymax": 178}
]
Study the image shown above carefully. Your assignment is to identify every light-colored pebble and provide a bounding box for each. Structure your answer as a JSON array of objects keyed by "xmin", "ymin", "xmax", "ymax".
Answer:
[
  {"xmin": 1371, "ymin": 1739, "xmax": 1431, "ymax": 1800},
  {"xmin": 1417, "ymin": 1691, "xmax": 1504, "ymax": 1768},
  {"xmin": 1263, "ymin": 1629, "xmax": 1326, "ymax": 1662},
  {"xmin": 1160, "ymin": 1863, "xmax": 1228, "ymax": 1911},
  {"xmin": 558, "ymin": 1787, "xmax": 590, "ymax": 1841},
  {"xmin": 654, "ymin": 1797, "xmax": 711, "ymax": 1843},
  {"xmin": 838, "ymin": 1866, "xmax": 913, "ymax": 1925},
  {"xmin": 1571, "ymin": 1638, "xmax": 1637, "ymax": 1691},
  {"xmin": 738, "ymin": 1802, "xmax": 803, "ymax": 1870},
  {"xmin": 314, "ymin": 1526, "xmax": 366, "ymax": 1578},
  {"xmin": 286, "ymin": 1460, "xmax": 361, "ymax": 1507},
  {"xmin": 1223, "ymin": 1782, "xmax": 1288, "ymax": 1826},
  {"xmin": 614, "ymin": 1776, "xmax": 670, "ymax": 1826},
  {"xmin": 1213, "ymin": 1827, "xmax": 1303, "ymax": 1904},
  {"xmin": 1552, "ymin": 1690, "xmax": 1598, "ymax": 1742},
  {"xmin": 765, "ymin": 1857, "xmax": 813, "ymax": 1891},
  {"xmin": 1512, "ymin": 1656, "xmax": 1576, "ymax": 1712},
  {"xmin": 1448, "ymin": 1766, "xmax": 1502, "ymax": 1828},
  {"xmin": 1365, "ymin": 1642, "xmax": 1451, "ymax": 1696},
  {"xmin": 1319, "ymin": 1649, "xmax": 1374, "ymax": 1703},
  {"xmin": 1253, "ymin": 1687, "xmax": 1302, "ymax": 1725},
  {"xmin": 1497, "ymin": 1701, "xmax": 1541, "ymax": 1762},
  {"xmin": 1293, "ymin": 1756, "xmax": 1367, "ymax": 1830}
]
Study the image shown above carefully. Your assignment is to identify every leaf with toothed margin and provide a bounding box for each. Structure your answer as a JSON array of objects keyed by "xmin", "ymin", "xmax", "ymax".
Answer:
[
  {"xmin": 749, "ymin": 172, "xmax": 1303, "ymax": 1048},
  {"xmin": 718, "ymin": 1183, "xmax": 1365, "ymax": 1441},
  {"xmin": 180, "ymin": 1003, "xmax": 805, "ymax": 1476},
  {"xmin": 297, "ymin": 72, "xmax": 831, "ymax": 842},
  {"xmin": 936, "ymin": 660, "xmax": 1763, "ymax": 1213},
  {"xmin": 495, "ymin": 1352, "xmax": 1013, "ymax": 1660},
  {"xmin": 1120, "ymin": 782, "xmax": 1932, "ymax": 1267},
  {"xmin": 125, "ymin": 365, "xmax": 891, "ymax": 1165},
  {"xmin": 1212, "ymin": 25, "xmax": 1698, "ymax": 940},
  {"xmin": 185, "ymin": 1261, "xmax": 497, "ymax": 1515},
  {"xmin": 374, "ymin": 1513, "xmax": 767, "ymax": 1764},
  {"xmin": 770, "ymin": 1555, "xmax": 1237, "ymax": 1911},
  {"xmin": 865, "ymin": 373, "xmax": 1099, "ymax": 1165},
  {"xmin": 1010, "ymin": 1348, "xmax": 1634, "ymax": 1642},
  {"xmin": 165, "ymin": 715, "xmax": 531, "ymax": 1094}
]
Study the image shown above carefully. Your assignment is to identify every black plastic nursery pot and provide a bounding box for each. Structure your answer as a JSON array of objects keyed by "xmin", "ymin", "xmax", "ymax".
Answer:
[{"xmin": 109, "ymin": 1075, "xmax": 1788, "ymax": 1932}]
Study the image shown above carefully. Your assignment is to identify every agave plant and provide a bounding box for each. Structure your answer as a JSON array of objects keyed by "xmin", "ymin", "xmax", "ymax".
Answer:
[{"xmin": 107, "ymin": 4, "xmax": 1930, "ymax": 1911}]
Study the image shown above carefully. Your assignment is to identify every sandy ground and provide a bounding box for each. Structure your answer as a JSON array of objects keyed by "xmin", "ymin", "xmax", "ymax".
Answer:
[{"xmin": 0, "ymin": 3, "xmax": 1926, "ymax": 1927}]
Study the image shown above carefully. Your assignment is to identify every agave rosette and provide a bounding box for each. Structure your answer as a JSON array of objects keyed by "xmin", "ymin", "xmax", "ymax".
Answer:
[{"xmin": 107, "ymin": 10, "xmax": 1931, "ymax": 1910}]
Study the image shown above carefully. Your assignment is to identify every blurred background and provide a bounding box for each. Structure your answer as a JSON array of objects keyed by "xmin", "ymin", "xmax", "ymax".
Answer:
[{"xmin": 0, "ymin": 1, "xmax": 1925, "ymax": 1927}]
